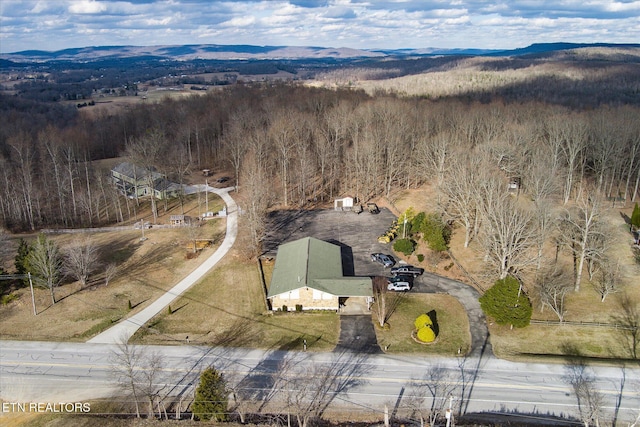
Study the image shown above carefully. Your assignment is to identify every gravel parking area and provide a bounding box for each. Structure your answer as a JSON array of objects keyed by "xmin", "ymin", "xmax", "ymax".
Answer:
[{"xmin": 263, "ymin": 208, "xmax": 398, "ymax": 277}]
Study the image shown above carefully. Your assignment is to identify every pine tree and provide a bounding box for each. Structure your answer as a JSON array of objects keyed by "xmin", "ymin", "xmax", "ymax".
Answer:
[
  {"xmin": 479, "ymin": 276, "xmax": 532, "ymax": 328},
  {"xmin": 631, "ymin": 202, "xmax": 640, "ymax": 230},
  {"xmin": 191, "ymin": 367, "xmax": 228, "ymax": 421},
  {"xmin": 14, "ymin": 238, "xmax": 30, "ymax": 275}
]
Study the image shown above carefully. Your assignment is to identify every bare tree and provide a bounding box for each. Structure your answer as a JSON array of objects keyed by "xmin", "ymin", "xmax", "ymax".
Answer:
[
  {"xmin": 0, "ymin": 228, "xmax": 11, "ymax": 267},
  {"xmin": 104, "ymin": 262, "xmax": 118, "ymax": 287},
  {"xmin": 407, "ymin": 364, "xmax": 460, "ymax": 427},
  {"xmin": 559, "ymin": 188, "xmax": 606, "ymax": 291},
  {"xmin": 280, "ymin": 352, "xmax": 367, "ymax": 427},
  {"xmin": 27, "ymin": 234, "xmax": 63, "ymax": 305},
  {"xmin": 241, "ymin": 152, "xmax": 272, "ymax": 258},
  {"xmin": 371, "ymin": 276, "xmax": 404, "ymax": 328},
  {"xmin": 593, "ymin": 258, "xmax": 622, "ymax": 302},
  {"xmin": 138, "ymin": 351, "xmax": 167, "ymax": 418},
  {"xmin": 110, "ymin": 337, "xmax": 144, "ymax": 418},
  {"xmin": 563, "ymin": 361, "xmax": 605, "ymax": 427},
  {"xmin": 613, "ymin": 292, "xmax": 640, "ymax": 359},
  {"xmin": 535, "ymin": 265, "xmax": 572, "ymax": 322},
  {"xmin": 439, "ymin": 153, "xmax": 481, "ymax": 248},
  {"xmin": 476, "ymin": 173, "xmax": 537, "ymax": 279},
  {"xmin": 64, "ymin": 237, "xmax": 100, "ymax": 288},
  {"xmin": 125, "ymin": 130, "xmax": 167, "ymax": 223}
]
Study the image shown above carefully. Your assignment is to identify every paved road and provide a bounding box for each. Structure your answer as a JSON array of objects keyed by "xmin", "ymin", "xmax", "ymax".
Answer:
[
  {"xmin": 88, "ymin": 186, "xmax": 238, "ymax": 344},
  {"xmin": 1, "ymin": 340, "xmax": 639, "ymax": 423}
]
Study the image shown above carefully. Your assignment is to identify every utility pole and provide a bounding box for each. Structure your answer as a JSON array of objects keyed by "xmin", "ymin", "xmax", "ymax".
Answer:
[
  {"xmin": 0, "ymin": 273, "xmax": 37, "ymax": 315},
  {"xmin": 205, "ymin": 179, "xmax": 209, "ymax": 213},
  {"xmin": 445, "ymin": 395, "xmax": 454, "ymax": 427}
]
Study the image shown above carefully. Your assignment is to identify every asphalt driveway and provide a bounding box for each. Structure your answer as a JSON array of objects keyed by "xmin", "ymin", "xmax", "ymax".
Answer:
[
  {"xmin": 263, "ymin": 208, "xmax": 398, "ymax": 277},
  {"xmin": 263, "ymin": 207, "xmax": 491, "ymax": 358}
]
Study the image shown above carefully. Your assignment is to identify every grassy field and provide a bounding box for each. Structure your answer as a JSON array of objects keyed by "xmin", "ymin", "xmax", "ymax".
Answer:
[
  {"xmin": 0, "ymin": 195, "xmax": 226, "ymax": 341},
  {"xmin": 375, "ymin": 293, "xmax": 471, "ymax": 355},
  {"xmin": 131, "ymin": 252, "xmax": 340, "ymax": 351}
]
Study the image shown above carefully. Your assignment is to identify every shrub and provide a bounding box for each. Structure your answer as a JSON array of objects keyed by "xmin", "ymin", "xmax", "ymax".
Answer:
[
  {"xmin": 417, "ymin": 254, "xmax": 424, "ymax": 263},
  {"xmin": 393, "ymin": 238, "xmax": 416, "ymax": 256},
  {"xmin": 417, "ymin": 326, "xmax": 436, "ymax": 343},
  {"xmin": 127, "ymin": 299, "xmax": 132, "ymax": 310},
  {"xmin": 1, "ymin": 293, "xmax": 19, "ymax": 305},
  {"xmin": 479, "ymin": 276, "xmax": 532, "ymax": 328},
  {"xmin": 191, "ymin": 367, "xmax": 228, "ymax": 421},
  {"xmin": 167, "ymin": 305, "xmax": 172, "ymax": 315},
  {"xmin": 295, "ymin": 304, "xmax": 303, "ymax": 312},
  {"xmin": 282, "ymin": 304, "xmax": 288, "ymax": 312},
  {"xmin": 414, "ymin": 313, "xmax": 433, "ymax": 329}
]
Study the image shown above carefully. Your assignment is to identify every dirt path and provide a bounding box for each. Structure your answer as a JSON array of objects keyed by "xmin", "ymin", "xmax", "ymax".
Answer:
[{"xmin": 88, "ymin": 186, "xmax": 237, "ymax": 344}]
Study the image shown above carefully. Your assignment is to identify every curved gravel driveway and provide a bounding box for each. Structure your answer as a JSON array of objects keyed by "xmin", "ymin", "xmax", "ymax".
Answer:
[{"xmin": 88, "ymin": 185, "xmax": 237, "ymax": 344}]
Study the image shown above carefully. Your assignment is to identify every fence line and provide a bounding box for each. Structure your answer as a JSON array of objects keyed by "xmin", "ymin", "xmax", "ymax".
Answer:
[{"xmin": 530, "ymin": 319, "xmax": 635, "ymax": 331}]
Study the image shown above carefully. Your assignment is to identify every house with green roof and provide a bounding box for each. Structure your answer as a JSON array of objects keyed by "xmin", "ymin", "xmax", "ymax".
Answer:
[{"xmin": 267, "ymin": 237, "xmax": 373, "ymax": 312}]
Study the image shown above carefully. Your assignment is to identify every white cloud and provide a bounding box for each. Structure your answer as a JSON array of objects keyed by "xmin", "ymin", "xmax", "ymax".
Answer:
[
  {"xmin": 68, "ymin": 1, "xmax": 107, "ymax": 14},
  {"xmin": 1, "ymin": 0, "xmax": 639, "ymax": 52}
]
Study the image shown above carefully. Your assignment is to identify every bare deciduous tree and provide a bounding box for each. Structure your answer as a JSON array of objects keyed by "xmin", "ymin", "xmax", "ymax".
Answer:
[
  {"xmin": 27, "ymin": 234, "xmax": 63, "ymax": 305},
  {"xmin": 371, "ymin": 276, "xmax": 404, "ymax": 328},
  {"xmin": 439, "ymin": 153, "xmax": 480, "ymax": 248},
  {"xmin": 614, "ymin": 292, "xmax": 640, "ymax": 359},
  {"xmin": 563, "ymin": 361, "xmax": 605, "ymax": 427},
  {"xmin": 535, "ymin": 265, "xmax": 572, "ymax": 322},
  {"xmin": 476, "ymin": 174, "xmax": 537, "ymax": 279},
  {"xmin": 559, "ymin": 188, "xmax": 606, "ymax": 291},
  {"xmin": 64, "ymin": 237, "xmax": 100, "ymax": 288},
  {"xmin": 104, "ymin": 262, "xmax": 117, "ymax": 286},
  {"xmin": 593, "ymin": 258, "xmax": 622, "ymax": 302},
  {"xmin": 407, "ymin": 364, "xmax": 460, "ymax": 427},
  {"xmin": 110, "ymin": 337, "xmax": 144, "ymax": 418}
]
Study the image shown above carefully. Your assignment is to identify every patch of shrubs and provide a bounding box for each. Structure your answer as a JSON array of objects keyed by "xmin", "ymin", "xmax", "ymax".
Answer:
[
  {"xmin": 393, "ymin": 238, "xmax": 416, "ymax": 256},
  {"xmin": 479, "ymin": 276, "xmax": 532, "ymax": 328},
  {"xmin": 414, "ymin": 312, "xmax": 436, "ymax": 343}
]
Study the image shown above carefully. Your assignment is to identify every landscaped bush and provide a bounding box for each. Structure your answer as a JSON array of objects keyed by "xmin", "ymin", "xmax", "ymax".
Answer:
[
  {"xmin": 417, "ymin": 325, "xmax": 436, "ymax": 343},
  {"xmin": 393, "ymin": 238, "xmax": 416, "ymax": 255},
  {"xmin": 417, "ymin": 254, "xmax": 424, "ymax": 262},
  {"xmin": 479, "ymin": 276, "xmax": 532, "ymax": 328},
  {"xmin": 295, "ymin": 304, "xmax": 303, "ymax": 312},
  {"xmin": 414, "ymin": 313, "xmax": 433, "ymax": 329},
  {"xmin": 282, "ymin": 304, "xmax": 288, "ymax": 312}
]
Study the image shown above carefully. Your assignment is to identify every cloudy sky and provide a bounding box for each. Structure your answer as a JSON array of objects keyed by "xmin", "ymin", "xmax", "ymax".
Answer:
[{"xmin": 1, "ymin": 0, "xmax": 639, "ymax": 53}]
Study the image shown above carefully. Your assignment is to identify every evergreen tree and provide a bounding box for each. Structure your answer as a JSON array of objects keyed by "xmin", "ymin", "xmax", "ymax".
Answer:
[
  {"xmin": 420, "ymin": 212, "xmax": 451, "ymax": 252},
  {"xmin": 191, "ymin": 367, "xmax": 228, "ymax": 421},
  {"xmin": 479, "ymin": 276, "xmax": 532, "ymax": 328},
  {"xmin": 14, "ymin": 238, "xmax": 30, "ymax": 275},
  {"xmin": 631, "ymin": 202, "xmax": 640, "ymax": 229}
]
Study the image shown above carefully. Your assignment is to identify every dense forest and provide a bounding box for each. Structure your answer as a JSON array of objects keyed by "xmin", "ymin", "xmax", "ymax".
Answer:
[{"xmin": 1, "ymin": 55, "xmax": 640, "ymax": 284}]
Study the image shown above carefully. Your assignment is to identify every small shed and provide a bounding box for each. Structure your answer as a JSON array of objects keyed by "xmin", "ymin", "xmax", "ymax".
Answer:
[
  {"xmin": 170, "ymin": 215, "xmax": 192, "ymax": 226},
  {"xmin": 334, "ymin": 197, "xmax": 354, "ymax": 211}
]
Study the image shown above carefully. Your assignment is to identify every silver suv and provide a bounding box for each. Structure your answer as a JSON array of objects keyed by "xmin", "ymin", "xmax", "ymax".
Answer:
[{"xmin": 371, "ymin": 253, "xmax": 395, "ymax": 268}]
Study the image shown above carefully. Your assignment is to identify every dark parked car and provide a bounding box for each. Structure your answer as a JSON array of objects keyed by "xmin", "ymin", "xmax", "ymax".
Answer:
[
  {"xmin": 390, "ymin": 265, "xmax": 424, "ymax": 277},
  {"xmin": 371, "ymin": 253, "xmax": 395, "ymax": 268}
]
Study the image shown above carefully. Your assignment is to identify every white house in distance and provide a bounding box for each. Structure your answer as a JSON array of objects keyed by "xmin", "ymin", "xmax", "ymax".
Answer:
[{"xmin": 267, "ymin": 237, "xmax": 372, "ymax": 312}]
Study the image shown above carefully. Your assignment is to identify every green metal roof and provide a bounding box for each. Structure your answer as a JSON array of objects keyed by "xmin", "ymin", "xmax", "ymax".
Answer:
[{"xmin": 267, "ymin": 237, "xmax": 372, "ymax": 298}]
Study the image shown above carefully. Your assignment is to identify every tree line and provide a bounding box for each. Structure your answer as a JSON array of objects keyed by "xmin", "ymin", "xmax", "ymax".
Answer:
[{"xmin": 1, "ymin": 85, "xmax": 639, "ymax": 260}]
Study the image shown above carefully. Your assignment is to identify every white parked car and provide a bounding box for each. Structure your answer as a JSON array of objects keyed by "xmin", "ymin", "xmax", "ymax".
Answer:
[{"xmin": 387, "ymin": 281, "xmax": 411, "ymax": 291}]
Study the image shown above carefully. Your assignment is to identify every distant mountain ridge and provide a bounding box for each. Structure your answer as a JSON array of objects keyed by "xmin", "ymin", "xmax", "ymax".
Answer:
[{"xmin": 2, "ymin": 42, "xmax": 639, "ymax": 63}]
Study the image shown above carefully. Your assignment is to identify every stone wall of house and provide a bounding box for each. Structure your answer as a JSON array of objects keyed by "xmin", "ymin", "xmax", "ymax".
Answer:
[{"xmin": 270, "ymin": 287, "xmax": 338, "ymax": 311}]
